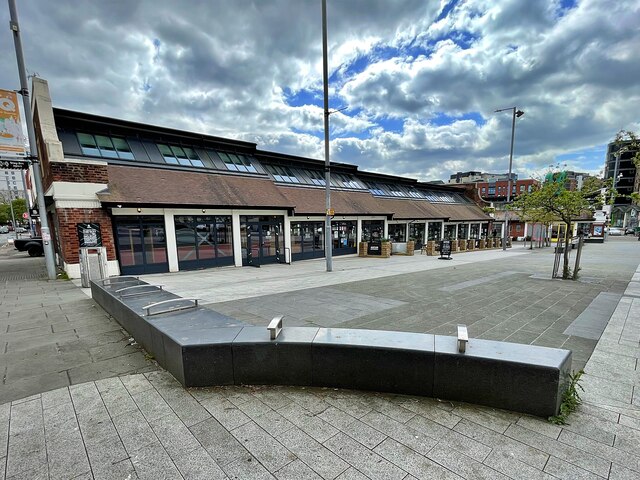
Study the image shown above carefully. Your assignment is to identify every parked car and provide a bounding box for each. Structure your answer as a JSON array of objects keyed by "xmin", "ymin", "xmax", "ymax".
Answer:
[
  {"xmin": 0, "ymin": 226, "xmax": 9, "ymax": 234},
  {"xmin": 14, "ymin": 226, "xmax": 27, "ymax": 233},
  {"xmin": 13, "ymin": 237, "xmax": 43, "ymax": 256},
  {"xmin": 608, "ymin": 227, "xmax": 624, "ymax": 236}
]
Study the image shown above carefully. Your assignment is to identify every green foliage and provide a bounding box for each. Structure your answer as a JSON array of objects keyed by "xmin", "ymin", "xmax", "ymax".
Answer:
[
  {"xmin": 511, "ymin": 178, "xmax": 605, "ymax": 279},
  {"xmin": 548, "ymin": 369, "xmax": 585, "ymax": 425},
  {"xmin": 56, "ymin": 270, "xmax": 70, "ymax": 281},
  {"xmin": 0, "ymin": 198, "xmax": 27, "ymax": 224}
]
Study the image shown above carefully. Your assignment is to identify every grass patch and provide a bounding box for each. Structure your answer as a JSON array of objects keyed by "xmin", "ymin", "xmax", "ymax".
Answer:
[
  {"xmin": 57, "ymin": 270, "xmax": 70, "ymax": 281},
  {"xmin": 548, "ymin": 369, "xmax": 585, "ymax": 425}
]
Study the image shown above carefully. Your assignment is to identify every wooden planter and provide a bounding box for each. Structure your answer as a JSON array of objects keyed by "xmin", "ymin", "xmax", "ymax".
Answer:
[
  {"xmin": 479, "ymin": 239, "xmax": 486, "ymax": 249},
  {"xmin": 467, "ymin": 239, "xmax": 475, "ymax": 250},
  {"xmin": 458, "ymin": 239, "xmax": 467, "ymax": 251},
  {"xmin": 450, "ymin": 241, "xmax": 459, "ymax": 253},
  {"xmin": 425, "ymin": 240, "xmax": 437, "ymax": 256},
  {"xmin": 381, "ymin": 241, "xmax": 392, "ymax": 258},
  {"xmin": 358, "ymin": 241, "xmax": 368, "ymax": 257},
  {"xmin": 407, "ymin": 240, "xmax": 415, "ymax": 256}
]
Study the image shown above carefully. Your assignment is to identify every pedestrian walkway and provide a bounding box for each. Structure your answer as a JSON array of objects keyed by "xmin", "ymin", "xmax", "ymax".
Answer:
[{"xmin": 1, "ymin": 238, "xmax": 639, "ymax": 478}]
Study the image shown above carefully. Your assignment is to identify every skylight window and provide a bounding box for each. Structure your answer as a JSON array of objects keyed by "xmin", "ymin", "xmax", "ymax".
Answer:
[
  {"xmin": 305, "ymin": 170, "xmax": 326, "ymax": 186},
  {"xmin": 158, "ymin": 144, "xmax": 204, "ymax": 167},
  {"xmin": 266, "ymin": 165, "xmax": 300, "ymax": 183},
  {"xmin": 77, "ymin": 133, "xmax": 134, "ymax": 160},
  {"xmin": 219, "ymin": 152, "xmax": 257, "ymax": 173}
]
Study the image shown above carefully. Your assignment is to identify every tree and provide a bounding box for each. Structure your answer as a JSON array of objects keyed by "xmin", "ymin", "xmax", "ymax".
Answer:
[
  {"xmin": 0, "ymin": 198, "xmax": 27, "ymax": 225},
  {"xmin": 511, "ymin": 179, "xmax": 606, "ymax": 279}
]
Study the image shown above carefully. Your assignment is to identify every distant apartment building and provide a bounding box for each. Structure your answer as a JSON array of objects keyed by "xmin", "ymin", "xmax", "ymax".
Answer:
[
  {"xmin": 603, "ymin": 140, "xmax": 639, "ymax": 228},
  {"xmin": 0, "ymin": 169, "xmax": 25, "ymax": 201},
  {"xmin": 477, "ymin": 178, "xmax": 538, "ymax": 204},
  {"xmin": 448, "ymin": 171, "xmax": 517, "ymax": 184}
]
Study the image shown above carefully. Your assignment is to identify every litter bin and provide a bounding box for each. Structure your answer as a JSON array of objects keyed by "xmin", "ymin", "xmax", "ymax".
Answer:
[{"xmin": 79, "ymin": 247, "xmax": 108, "ymax": 287}]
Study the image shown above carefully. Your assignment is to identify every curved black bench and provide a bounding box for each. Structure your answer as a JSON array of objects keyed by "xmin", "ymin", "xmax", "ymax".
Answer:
[{"xmin": 91, "ymin": 278, "xmax": 572, "ymax": 417}]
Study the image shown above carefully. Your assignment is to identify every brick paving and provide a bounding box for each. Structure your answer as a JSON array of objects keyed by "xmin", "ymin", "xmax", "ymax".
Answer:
[{"xmin": 0, "ymin": 237, "xmax": 639, "ymax": 478}]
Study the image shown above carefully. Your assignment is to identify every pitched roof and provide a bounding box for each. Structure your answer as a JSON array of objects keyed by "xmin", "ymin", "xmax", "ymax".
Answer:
[
  {"xmin": 97, "ymin": 165, "xmax": 492, "ymax": 222},
  {"xmin": 97, "ymin": 165, "xmax": 295, "ymax": 209}
]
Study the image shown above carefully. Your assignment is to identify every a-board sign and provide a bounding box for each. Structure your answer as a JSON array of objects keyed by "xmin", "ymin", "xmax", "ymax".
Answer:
[
  {"xmin": 77, "ymin": 223, "xmax": 102, "ymax": 247},
  {"xmin": 367, "ymin": 240, "xmax": 382, "ymax": 255},
  {"xmin": 440, "ymin": 239, "xmax": 452, "ymax": 258}
]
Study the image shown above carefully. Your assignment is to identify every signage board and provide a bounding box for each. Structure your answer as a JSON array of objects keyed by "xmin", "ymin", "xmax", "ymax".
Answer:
[
  {"xmin": 0, "ymin": 159, "xmax": 29, "ymax": 170},
  {"xmin": 367, "ymin": 240, "xmax": 382, "ymax": 256},
  {"xmin": 326, "ymin": 208, "xmax": 335, "ymax": 216},
  {"xmin": 77, "ymin": 223, "xmax": 102, "ymax": 247},
  {"xmin": 439, "ymin": 239, "xmax": 452, "ymax": 259},
  {"xmin": 0, "ymin": 89, "xmax": 27, "ymax": 159}
]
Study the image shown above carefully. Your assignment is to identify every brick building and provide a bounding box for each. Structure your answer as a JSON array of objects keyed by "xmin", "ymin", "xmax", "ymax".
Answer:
[{"xmin": 30, "ymin": 78, "xmax": 492, "ymax": 278}]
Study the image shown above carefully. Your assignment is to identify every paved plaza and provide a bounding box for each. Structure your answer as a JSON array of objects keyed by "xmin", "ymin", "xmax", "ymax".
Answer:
[{"xmin": 0, "ymin": 237, "xmax": 639, "ymax": 479}]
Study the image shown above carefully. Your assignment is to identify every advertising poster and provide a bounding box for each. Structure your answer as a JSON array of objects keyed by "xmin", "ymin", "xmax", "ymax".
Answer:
[{"xmin": 0, "ymin": 89, "xmax": 26, "ymax": 158}]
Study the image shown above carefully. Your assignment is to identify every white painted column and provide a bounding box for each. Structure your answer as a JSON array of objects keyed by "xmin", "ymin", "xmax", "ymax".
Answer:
[
  {"xmin": 356, "ymin": 217, "xmax": 363, "ymax": 255},
  {"xmin": 164, "ymin": 210, "xmax": 179, "ymax": 272},
  {"xmin": 284, "ymin": 215, "xmax": 292, "ymax": 263},
  {"xmin": 383, "ymin": 220, "xmax": 388, "ymax": 240},
  {"xmin": 440, "ymin": 222, "xmax": 444, "ymax": 240},
  {"xmin": 232, "ymin": 212, "xmax": 242, "ymax": 267},
  {"xmin": 424, "ymin": 221, "xmax": 429, "ymax": 243}
]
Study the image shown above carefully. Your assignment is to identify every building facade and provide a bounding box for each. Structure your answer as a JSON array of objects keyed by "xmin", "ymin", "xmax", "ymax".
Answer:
[
  {"xmin": 31, "ymin": 78, "xmax": 492, "ymax": 278},
  {"xmin": 0, "ymin": 168, "xmax": 25, "ymax": 202},
  {"xmin": 604, "ymin": 140, "xmax": 639, "ymax": 228}
]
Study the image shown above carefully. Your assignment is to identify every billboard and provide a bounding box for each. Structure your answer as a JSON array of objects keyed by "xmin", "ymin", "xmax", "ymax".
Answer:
[{"xmin": 0, "ymin": 89, "xmax": 27, "ymax": 158}]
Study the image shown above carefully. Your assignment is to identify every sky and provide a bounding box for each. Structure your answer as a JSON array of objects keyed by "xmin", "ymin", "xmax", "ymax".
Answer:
[{"xmin": 1, "ymin": 0, "xmax": 639, "ymax": 182}]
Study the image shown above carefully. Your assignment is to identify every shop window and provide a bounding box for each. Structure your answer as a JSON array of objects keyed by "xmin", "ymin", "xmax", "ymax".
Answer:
[
  {"xmin": 388, "ymin": 224, "xmax": 407, "ymax": 242},
  {"xmin": 157, "ymin": 144, "xmax": 204, "ymax": 167},
  {"xmin": 77, "ymin": 133, "xmax": 135, "ymax": 160},
  {"xmin": 218, "ymin": 152, "xmax": 257, "ymax": 173},
  {"xmin": 362, "ymin": 220, "xmax": 384, "ymax": 241}
]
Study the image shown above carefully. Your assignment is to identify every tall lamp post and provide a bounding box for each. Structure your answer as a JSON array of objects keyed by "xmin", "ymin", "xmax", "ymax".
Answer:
[
  {"xmin": 321, "ymin": 0, "xmax": 332, "ymax": 272},
  {"xmin": 8, "ymin": 0, "xmax": 56, "ymax": 279},
  {"xmin": 495, "ymin": 107, "xmax": 524, "ymax": 251}
]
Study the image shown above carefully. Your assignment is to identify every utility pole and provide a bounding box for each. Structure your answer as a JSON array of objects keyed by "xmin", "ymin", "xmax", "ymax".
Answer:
[
  {"xmin": 8, "ymin": 0, "xmax": 56, "ymax": 279},
  {"xmin": 321, "ymin": 0, "xmax": 332, "ymax": 272}
]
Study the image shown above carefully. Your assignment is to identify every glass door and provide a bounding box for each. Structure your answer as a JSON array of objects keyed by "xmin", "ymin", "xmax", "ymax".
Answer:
[
  {"xmin": 115, "ymin": 216, "xmax": 168, "ymax": 275},
  {"xmin": 241, "ymin": 216, "xmax": 284, "ymax": 266}
]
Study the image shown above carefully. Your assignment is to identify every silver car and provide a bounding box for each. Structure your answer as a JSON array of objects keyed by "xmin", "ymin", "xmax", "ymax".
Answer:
[{"xmin": 608, "ymin": 227, "xmax": 624, "ymax": 236}]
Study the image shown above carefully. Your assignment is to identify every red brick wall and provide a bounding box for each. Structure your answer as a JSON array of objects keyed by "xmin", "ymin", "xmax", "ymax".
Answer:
[
  {"xmin": 55, "ymin": 208, "xmax": 116, "ymax": 264},
  {"xmin": 50, "ymin": 163, "xmax": 109, "ymax": 184}
]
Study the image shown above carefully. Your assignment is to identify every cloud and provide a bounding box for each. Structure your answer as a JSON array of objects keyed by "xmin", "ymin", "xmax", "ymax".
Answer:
[{"xmin": 0, "ymin": 0, "xmax": 638, "ymax": 182}]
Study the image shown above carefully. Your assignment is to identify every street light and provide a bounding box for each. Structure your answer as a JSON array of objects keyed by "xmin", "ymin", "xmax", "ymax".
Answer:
[{"xmin": 495, "ymin": 107, "xmax": 524, "ymax": 251}]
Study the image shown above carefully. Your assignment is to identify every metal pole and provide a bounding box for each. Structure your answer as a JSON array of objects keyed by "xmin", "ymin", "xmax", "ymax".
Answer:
[
  {"xmin": 9, "ymin": 0, "xmax": 57, "ymax": 279},
  {"xmin": 321, "ymin": 0, "xmax": 332, "ymax": 272},
  {"xmin": 503, "ymin": 107, "xmax": 517, "ymax": 251},
  {"xmin": 20, "ymin": 169, "xmax": 34, "ymax": 236},
  {"xmin": 8, "ymin": 193, "xmax": 16, "ymax": 236}
]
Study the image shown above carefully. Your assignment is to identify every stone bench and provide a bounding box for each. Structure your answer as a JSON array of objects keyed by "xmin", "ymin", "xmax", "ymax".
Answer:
[{"xmin": 91, "ymin": 279, "xmax": 572, "ymax": 417}]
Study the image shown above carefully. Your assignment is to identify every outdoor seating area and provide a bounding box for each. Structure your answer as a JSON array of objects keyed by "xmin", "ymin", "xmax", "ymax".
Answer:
[{"xmin": 91, "ymin": 276, "xmax": 572, "ymax": 417}]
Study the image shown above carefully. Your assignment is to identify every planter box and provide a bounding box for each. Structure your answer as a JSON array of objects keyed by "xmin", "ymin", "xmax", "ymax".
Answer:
[
  {"xmin": 381, "ymin": 242, "xmax": 392, "ymax": 258},
  {"xmin": 458, "ymin": 239, "xmax": 467, "ymax": 251},
  {"xmin": 425, "ymin": 240, "xmax": 437, "ymax": 256},
  {"xmin": 407, "ymin": 240, "xmax": 415, "ymax": 256},
  {"xmin": 467, "ymin": 239, "xmax": 475, "ymax": 250}
]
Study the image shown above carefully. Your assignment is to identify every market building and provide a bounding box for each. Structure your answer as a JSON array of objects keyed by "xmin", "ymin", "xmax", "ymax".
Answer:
[{"xmin": 30, "ymin": 78, "xmax": 491, "ymax": 278}]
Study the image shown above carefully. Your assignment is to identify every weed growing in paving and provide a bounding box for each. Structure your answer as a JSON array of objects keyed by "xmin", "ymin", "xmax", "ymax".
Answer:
[{"xmin": 548, "ymin": 369, "xmax": 585, "ymax": 425}]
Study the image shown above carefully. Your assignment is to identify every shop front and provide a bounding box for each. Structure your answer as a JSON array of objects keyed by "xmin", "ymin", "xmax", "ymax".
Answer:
[
  {"xmin": 174, "ymin": 215, "xmax": 234, "ymax": 271},
  {"xmin": 241, "ymin": 215, "xmax": 285, "ymax": 266},
  {"xmin": 114, "ymin": 216, "xmax": 169, "ymax": 275}
]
